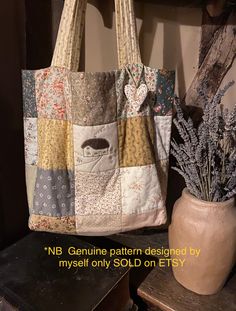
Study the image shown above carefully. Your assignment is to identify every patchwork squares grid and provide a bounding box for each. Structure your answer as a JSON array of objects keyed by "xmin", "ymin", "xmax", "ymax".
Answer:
[{"xmin": 22, "ymin": 63, "xmax": 175, "ymax": 235}]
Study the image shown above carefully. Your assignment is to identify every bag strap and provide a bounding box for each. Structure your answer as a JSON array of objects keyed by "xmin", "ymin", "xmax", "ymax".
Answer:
[
  {"xmin": 51, "ymin": 0, "xmax": 87, "ymax": 71},
  {"xmin": 115, "ymin": 0, "xmax": 141, "ymax": 68},
  {"xmin": 51, "ymin": 0, "xmax": 141, "ymax": 70}
]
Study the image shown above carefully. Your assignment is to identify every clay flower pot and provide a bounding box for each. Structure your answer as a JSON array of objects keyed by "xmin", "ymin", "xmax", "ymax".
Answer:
[{"xmin": 168, "ymin": 188, "xmax": 236, "ymax": 295}]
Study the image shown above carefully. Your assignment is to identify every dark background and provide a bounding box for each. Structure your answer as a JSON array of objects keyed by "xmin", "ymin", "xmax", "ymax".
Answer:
[{"xmin": 0, "ymin": 0, "xmax": 65, "ymax": 250}]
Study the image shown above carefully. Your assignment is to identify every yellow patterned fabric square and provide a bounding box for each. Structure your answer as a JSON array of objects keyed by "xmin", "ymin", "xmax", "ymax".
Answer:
[
  {"xmin": 118, "ymin": 116, "xmax": 156, "ymax": 167},
  {"xmin": 38, "ymin": 118, "xmax": 74, "ymax": 170}
]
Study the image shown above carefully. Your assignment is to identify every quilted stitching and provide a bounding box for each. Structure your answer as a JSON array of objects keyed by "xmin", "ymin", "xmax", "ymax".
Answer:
[
  {"xmin": 121, "ymin": 164, "xmax": 165, "ymax": 215},
  {"xmin": 73, "ymin": 122, "xmax": 118, "ymax": 172},
  {"xmin": 23, "ymin": 64, "xmax": 175, "ymax": 234}
]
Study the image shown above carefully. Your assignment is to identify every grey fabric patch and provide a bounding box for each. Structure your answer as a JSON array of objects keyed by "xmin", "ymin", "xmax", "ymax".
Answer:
[
  {"xmin": 32, "ymin": 169, "xmax": 75, "ymax": 217},
  {"xmin": 22, "ymin": 70, "xmax": 37, "ymax": 118}
]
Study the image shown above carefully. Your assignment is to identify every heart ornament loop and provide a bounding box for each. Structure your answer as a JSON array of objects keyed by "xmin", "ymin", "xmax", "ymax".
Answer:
[{"xmin": 124, "ymin": 83, "xmax": 148, "ymax": 112}]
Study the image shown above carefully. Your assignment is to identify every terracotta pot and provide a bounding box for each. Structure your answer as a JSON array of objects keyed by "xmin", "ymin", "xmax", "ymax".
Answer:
[{"xmin": 168, "ymin": 188, "xmax": 236, "ymax": 295}]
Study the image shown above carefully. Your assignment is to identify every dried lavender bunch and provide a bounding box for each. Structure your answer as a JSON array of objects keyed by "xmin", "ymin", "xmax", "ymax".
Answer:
[{"xmin": 171, "ymin": 82, "xmax": 236, "ymax": 202}]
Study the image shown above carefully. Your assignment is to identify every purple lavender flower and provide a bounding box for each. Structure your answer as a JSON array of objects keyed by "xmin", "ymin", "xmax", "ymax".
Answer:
[{"xmin": 171, "ymin": 82, "xmax": 236, "ymax": 202}]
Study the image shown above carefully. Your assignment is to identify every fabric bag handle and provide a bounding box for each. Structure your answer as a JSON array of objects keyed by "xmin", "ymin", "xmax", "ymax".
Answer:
[{"xmin": 51, "ymin": 0, "xmax": 141, "ymax": 70}]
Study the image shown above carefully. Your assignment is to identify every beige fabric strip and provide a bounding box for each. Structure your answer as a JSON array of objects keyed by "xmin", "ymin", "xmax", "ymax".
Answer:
[
  {"xmin": 51, "ymin": 0, "xmax": 141, "ymax": 70},
  {"xmin": 29, "ymin": 207, "xmax": 166, "ymax": 235},
  {"xmin": 51, "ymin": 0, "xmax": 87, "ymax": 70},
  {"xmin": 115, "ymin": 0, "xmax": 141, "ymax": 68}
]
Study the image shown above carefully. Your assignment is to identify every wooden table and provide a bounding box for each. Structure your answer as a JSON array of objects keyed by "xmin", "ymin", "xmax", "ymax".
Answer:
[
  {"xmin": 138, "ymin": 262, "xmax": 236, "ymax": 311},
  {"xmin": 0, "ymin": 232, "xmax": 130, "ymax": 311},
  {"xmin": 109, "ymin": 230, "xmax": 236, "ymax": 311}
]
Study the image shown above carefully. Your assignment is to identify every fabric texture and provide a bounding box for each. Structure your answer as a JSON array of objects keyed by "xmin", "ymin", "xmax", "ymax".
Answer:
[{"xmin": 22, "ymin": 0, "xmax": 175, "ymax": 235}]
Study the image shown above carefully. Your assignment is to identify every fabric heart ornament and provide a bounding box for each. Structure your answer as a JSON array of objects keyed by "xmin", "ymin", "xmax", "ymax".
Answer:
[{"xmin": 124, "ymin": 83, "xmax": 148, "ymax": 112}]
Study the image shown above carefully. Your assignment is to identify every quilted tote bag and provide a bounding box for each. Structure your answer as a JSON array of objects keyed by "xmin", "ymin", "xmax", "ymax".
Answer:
[{"xmin": 22, "ymin": 0, "xmax": 175, "ymax": 235}]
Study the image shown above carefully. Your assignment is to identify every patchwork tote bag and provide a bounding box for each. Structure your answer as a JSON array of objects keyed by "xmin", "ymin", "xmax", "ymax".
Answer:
[{"xmin": 22, "ymin": 0, "xmax": 175, "ymax": 236}]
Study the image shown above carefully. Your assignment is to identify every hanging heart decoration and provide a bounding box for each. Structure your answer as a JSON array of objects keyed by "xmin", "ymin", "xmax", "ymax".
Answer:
[{"xmin": 124, "ymin": 83, "xmax": 148, "ymax": 112}]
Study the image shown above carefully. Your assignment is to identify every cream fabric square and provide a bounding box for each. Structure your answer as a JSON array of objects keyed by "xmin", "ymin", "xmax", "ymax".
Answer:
[
  {"xmin": 24, "ymin": 117, "xmax": 37, "ymax": 165},
  {"xmin": 75, "ymin": 169, "xmax": 121, "ymax": 216},
  {"xmin": 121, "ymin": 164, "xmax": 165, "ymax": 215},
  {"xmin": 25, "ymin": 164, "xmax": 37, "ymax": 210},
  {"xmin": 154, "ymin": 115, "xmax": 172, "ymax": 160},
  {"xmin": 73, "ymin": 122, "xmax": 118, "ymax": 172}
]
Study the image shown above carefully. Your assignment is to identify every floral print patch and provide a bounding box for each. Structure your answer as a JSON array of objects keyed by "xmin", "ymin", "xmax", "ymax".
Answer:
[
  {"xmin": 71, "ymin": 71, "xmax": 117, "ymax": 126},
  {"xmin": 127, "ymin": 63, "xmax": 145, "ymax": 86},
  {"xmin": 29, "ymin": 215, "xmax": 76, "ymax": 234},
  {"xmin": 124, "ymin": 84, "xmax": 148, "ymax": 111},
  {"xmin": 24, "ymin": 117, "xmax": 37, "ymax": 165},
  {"xmin": 116, "ymin": 69, "xmax": 129, "ymax": 118},
  {"xmin": 35, "ymin": 67, "xmax": 71, "ymax": 120},
  {"xmin": 22, "ymin": 70, "xmax": 37, "ymax": 118},
  {"xmin": 121, "ymin": 164, "xmax": 165, "ymax": 215},
  {"xmin": 75, "ymin": 214, "xmax": 122, "ymax": 233},
  {"xmin": 116, "ymin": 64, "xmax": 175, "ymax": 120},
  {"xmin": 75, "ymin": 169, "xmax": 121, "ymax": 216},
  {"xmin": 123, "ymin": 83, "xmax": 149, "ymax": 117},
  {"xmin": 144, "ymin": 67, "xmax": 157, "ymax": 92},
  {"xmin": 154, "ymin": 69, "xmax": 175, "ymax": 116}
]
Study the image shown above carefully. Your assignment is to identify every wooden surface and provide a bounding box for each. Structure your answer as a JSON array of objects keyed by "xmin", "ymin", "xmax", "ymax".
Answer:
[
  {"xmin": 138, "ymin": 264, "xmax": 236, "ymax": 311},
  {"xmin": 109, "ymin": 231, "xmax": 236, "ymax": 311},
  {"xmin": 185, "ymin": 10, "xmax": 236, "ymax": 108},
  {"xmin": 134, "ymin": 0, "xmax": 204, "ymax": 7},
  {"xmin": 134, "ymin": 0, "xmax": 236, "ymax": 9},
  {"xmin": 110, "ymin": 230, "xmax": 169, "ymax": 259},
  {"xmin": 199, "ymin": 8, "xmax": 230, "ymax": 67},
  {"xmin": 0, "ymin": 232, "xmax": 130, "ymax": 311}
]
